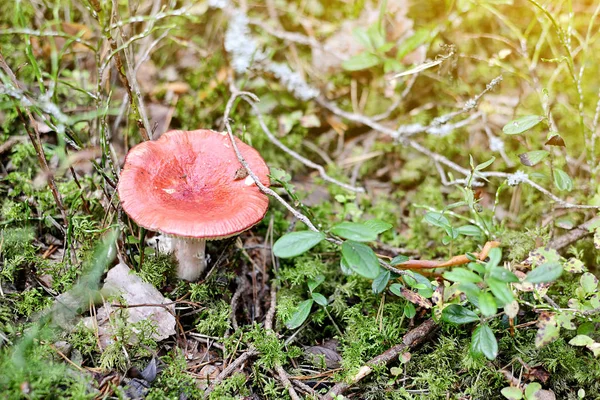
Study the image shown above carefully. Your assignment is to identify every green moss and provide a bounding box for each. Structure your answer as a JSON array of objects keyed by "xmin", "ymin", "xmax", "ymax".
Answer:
[
  {"xmin": 195, "ymin": 300, "xmax": 231, "ymax": 337},
  {"xmin": 208, "ymin": 372, "xmax": 250, "ymax": 400},
  {"xmin": 245, "ymin": 325, "xmax": 301, "ymax": 369},
  {"xmin": 15, "ymin": 288, "xmax": 53, "ymax": 318},
  {"xmin": 137, "ymin": 253, "xmax": 175, "ymax": 289},
  {"xmin": 67, "ymin": 323, "xmax": 98, "ymax": 360},
  {"xmin": 146, "ymin": 350, "xmax": 203, "ymax": 400}
]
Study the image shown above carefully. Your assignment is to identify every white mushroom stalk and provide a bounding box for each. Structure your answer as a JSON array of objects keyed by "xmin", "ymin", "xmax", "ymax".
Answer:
[{"xmin": 173, "ymin": 238, "xmax": 206, "ymax": 281}]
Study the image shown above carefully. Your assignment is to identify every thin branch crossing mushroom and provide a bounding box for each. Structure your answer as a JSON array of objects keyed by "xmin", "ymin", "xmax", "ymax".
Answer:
[{"xmin": 118, "ymin": 129, "xmax": 270, "ymax": 281}]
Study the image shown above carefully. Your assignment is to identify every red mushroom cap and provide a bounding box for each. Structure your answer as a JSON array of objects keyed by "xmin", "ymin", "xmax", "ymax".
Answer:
[{"xmin": 118, "ymin": 129, "xmax": 270, "ymax": 239}]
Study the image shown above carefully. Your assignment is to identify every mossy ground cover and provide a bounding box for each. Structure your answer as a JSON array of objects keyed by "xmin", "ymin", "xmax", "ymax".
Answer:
[{"xmin": 1, "ymin": 0, "xmax": 600, "ymax": 399}]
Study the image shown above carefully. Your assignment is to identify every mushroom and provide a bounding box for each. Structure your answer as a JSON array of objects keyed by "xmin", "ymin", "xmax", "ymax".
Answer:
[{"xmin": 118, "ymin": 129, "xmax": 270, "ymax": 281}]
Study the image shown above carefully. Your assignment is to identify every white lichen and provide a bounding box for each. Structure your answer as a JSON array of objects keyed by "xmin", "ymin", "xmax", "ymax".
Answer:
[
  {"xmin": 426, "ymin": 124, "xmax": 454, "ymax": 137},
  {"xmin": 223, "ymin": 9, "xmax": 319, "ymax": 100},
  {"xmin": 489, "ymin": 136, "xmax": 505, "ymax": 152},
  {"xmin": 396, "ymin": 123, "xmax": 425, "ymax": 138},
  {"xmin": 507, "ymin": 170, "xmax": 528, "ymax": 186},
  {"xmin": 207, "ymin": 0, "xmax": 229, "ymax": 9},
  {"xmin": 224, "ymin": 11, "xmax": 264, "ymax": 73},
  {"xmin": 265, "ymin": 62, "xmax": 319, "ymax": 100}
]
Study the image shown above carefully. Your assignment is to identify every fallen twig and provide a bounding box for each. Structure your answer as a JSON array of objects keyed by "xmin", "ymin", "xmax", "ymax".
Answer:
[
  {"xmin": 204, "ymin": 349, "xmax": 259, "ymax": 397},
  {"xmin": 242, "ymin": 96, "xmax": 364, "ymax": 193},
  {"xmin": 398, "ymin": 240, "xmax": 500, "ymax": 269},
  {"xmin": 324, "ymin": 319, "xmax": 437, "ymax": 400},
  {"xmin": 223, "ymin": 84, "xmax": 320, "ymax": 233},
  {"xmin": 275, "ymin": 364, "xmax": 302, "ymax": 400},
  {"xmin": 548, "ymin": 216, "xmax": 600, "ymax": 250}
]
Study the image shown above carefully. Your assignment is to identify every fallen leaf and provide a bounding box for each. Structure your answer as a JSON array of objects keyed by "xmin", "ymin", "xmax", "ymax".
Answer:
[{"xmin": 305, "ymin": 339, "xmax": 342, "ymax": 369}]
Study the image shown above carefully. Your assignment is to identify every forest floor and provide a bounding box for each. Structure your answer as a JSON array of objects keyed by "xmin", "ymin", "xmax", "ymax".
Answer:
[{"xmin": 1, "ymin": 0, "xmax": 600, "ymax": 399}]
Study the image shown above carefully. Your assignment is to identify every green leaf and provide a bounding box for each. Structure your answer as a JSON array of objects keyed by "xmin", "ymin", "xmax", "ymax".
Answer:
[
  {"xmin": 524, "ymin": 383, "xmax": 542, "ymax": 400},
  {"xmin": 489, "ymin": 267, "xmax": 519, "ymax": 283},
  {"xmin": 390, "ymin": 255, "xmax": 409, "ymax": 266},
  {"xmin": 372, "ymin": 270, "xmax": 391, "ymax": 294},
  {"xmin": 331, "ymin": 222, "xmax": 378, "ymax": 242},
  {"xmin": 404, "ymin": 302, "xmax": 416, "ymax": 318},
  {"xmin": 311, "ymin": 292, "xmax": 328, "ymax": 306},
  {"xmin": 577, "ymin": 321, "xmax": 595, "ymax": 335},
  {"xmin": 341, "ymin": 240, "xmax": 380, "ymax": 279},
  {"xmin": 307, "ymin": 275, "xmax": 325, "ymax": 292},
  {"xmin": 475, "ymin": 156, "xmax": 496, "ymax": 171},
  {"xmin": 273, "ymin": 231, "xmax": 325, "ymax": 258},
  {"xmin": 340, "ymin": 257, "xmax": 354, "ymax": 275},
  {"xmin": 389, "ymin": 283, "xmax": 404, "ymax": 297},
  {"xmin": 553, "ymin": 169, "xmax": 573, "ymax": 192},
  {"xmin": 502, "ymin": 115, "xmax": 544, "ymax": 135},
  {"xmin": 478, "ymin": 292, "xmax": 497, "ymax": 317},
  {"xmin": 469, "ymin": 261, "xmax": 486, "ymax": 276},
  {"xmin": 396, "ymin": 29, "xmax": 429, "ymax": 60},
  {"xmin": 443, "ymin": 268, "xmax": 483, "ymax": 283},
  {"xmin": 342, "ymin": 52, "xmax": 380, "ymax": 71},
  {"xmin": 441, "ymin": 304, "xmax": 479, "ymax": 324},
  {"xmin": 487, "ymin": 278, "xmax": 515, "ymax": 305},
  {"xmin": 423, "ymin": 212, "xmax": 451, "ymax": 228},
  {"xmin": 377, "ymin": 42, "xmax": 395, "ymax": 53},
  {"xmin": 501, "ymin": 386, "xmax": 523, "ymax": 400},
  {"xmin": 456, "ymin": 225, "xmax": 482, "ymax": 237},
  {"xmin": 569, "ymin": 335, "xmax": 595, "ymax": 347},
  {"xmin": 564, "ymin": 258, "xmax": 585, "ymax": 273},
  {"xmin": 535, "ymin": 314, "xmax": 559, "ymax": 347},
  {"xmin": 525, "ymin": 262, "xmax": 563, "ymax": 283},
  {"xmin": 383, "ymin": 58, "xmax": 402, "ymax": 74},
  {"xmin": 459, "ymin": 282, "xmax": 482, "ymax": 307},
  {"xmin": 487, "ymin": 247, "xmax": 502, "ymax": 269},
  {"xmin": 364, "ymin": 219, "xmax": 393, "ymax": 234},
  {"xmin": 408, "ymin": 271, "xmax": 433, "ymax": 289},
  {"xmin": 580, "ymin": 272, "xmax": 598, "ymax": 295},
  {"xmin": 556, "ymin": 312, "xmax": 576, "ymax": 330},
  {"xmin": 285, "ymin": 299, "xmax": 313, "ymax": 329},
  {"xmin": 519, "ymin": 150, "xmax": 549, "ymax": 167},
  {"xmin": 471, "ymin": 324, "xmax": 498, "ymax": 360},
  {"xmin": 352, "ymin": 28, "xmax": 372, "ymax": 50},
  {"xmin": 366, "ymin": 23, "xmax": 386, "ymax": 49}
]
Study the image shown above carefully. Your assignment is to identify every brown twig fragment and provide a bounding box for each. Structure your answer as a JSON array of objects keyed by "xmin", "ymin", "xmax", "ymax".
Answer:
[
  {"xmin": 204, "ymin": 349, "xmax": 259, "ymax": 397},
  {"xmin": 548, "ymin": 216, "xmax": 600, "ymax": 250},
  {"xmin": 398, "ymin": 241, "xmax": 501, "ymax": 269},
  {"xmin": 324, "ymin": 319, "xmax": 437, "ymax": 400},
  {"xmin": 275, "ymin": 364, "xmax": 302, "ymax": 400}
]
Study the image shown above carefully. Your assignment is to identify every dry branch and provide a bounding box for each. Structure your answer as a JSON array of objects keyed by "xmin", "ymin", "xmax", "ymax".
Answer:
[{"xmin": 324, "ymin": 319, "xmax": 437, "ymax": 400}]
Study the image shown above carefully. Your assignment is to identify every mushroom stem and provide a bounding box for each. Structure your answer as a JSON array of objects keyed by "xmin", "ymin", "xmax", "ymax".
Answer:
[{"xmin": 173, "ymin": 238, "xmax": 206, "ymax": 281}]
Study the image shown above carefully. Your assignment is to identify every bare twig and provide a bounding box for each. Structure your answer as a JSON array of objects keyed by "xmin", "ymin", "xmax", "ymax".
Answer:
[
  {"xmin": 275, "ymin": 364, "xmax": 302, "ymax": 400},
  {"xmin": 223, "ymin": 86, "xmax": 320, "ymax": 232},
  {"xmin": 229, "ymin": 272, "xmax": 248, "ymax": 331},
  {"xmin": 324, "ymin": 319, "xmax": 437, "ymax": 400},
  {"xmin": 480, "ymin": 172, "xmax": 600, "ymax": 210},
  {"xmin": 548, "ymin": 216, "xmax": 600, "ymax": 250},
  {"xmin": 204, "ymin": 349, "xmax": 259, "ymax": 397},
  {"xmin": 292, "ymin": 378, "xmax": 324, "ymax": 399},
  {"xmin": 241, "ymin": 96, "xmax": 363, "ymax": 192},
  {"xmin": 265, "ymin": 283, "xmax": 277, "ymax": 332}
]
